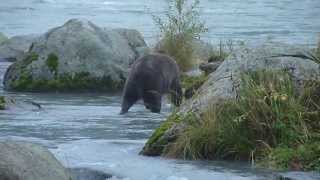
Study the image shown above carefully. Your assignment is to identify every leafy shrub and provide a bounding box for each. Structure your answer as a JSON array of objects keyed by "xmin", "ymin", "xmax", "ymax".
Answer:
[{"xmin": 153, "ymin": 0, "xmax": 207, "ymax": 71}]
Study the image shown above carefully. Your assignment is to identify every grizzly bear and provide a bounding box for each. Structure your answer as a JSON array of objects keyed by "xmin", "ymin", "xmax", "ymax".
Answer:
[{"xmin": 120, "ymin": 53, "xmax": 182, "ymax": 114}]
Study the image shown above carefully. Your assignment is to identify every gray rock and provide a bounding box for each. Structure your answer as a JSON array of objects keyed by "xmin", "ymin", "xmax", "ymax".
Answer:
[
  {"xmin": 3, "ymin": 18, "xmax": 148, "ymax": 91},
  {"xmin": 114, "ymin": 28, "xmax": 150, "ymax": 59},
  {"xmin": 141, "ymin": 43, "xmax": 320, "ymax": 156},
  {"xmin": 0, "ymin": 32, "xmax": 8, "ymax": 45},
  {"xmin": 181, "ymin": 44, "xmax": 320, "ymax": 114},
  {"xmin": 0, "ymin": 140, "xmax": 71, "ymax": 180},
  {"xmin": 69, "ymin": 168, "xmax": 112, "ymax": 180},
  {"xmin": 0, "ymin": 34, "xmax": 38, "ymax": 61}
]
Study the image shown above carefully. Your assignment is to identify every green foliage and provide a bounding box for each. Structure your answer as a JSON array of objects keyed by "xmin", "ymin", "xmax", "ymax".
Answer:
[
  {"xmin": 181, "ymin": 73, "xmax": 208, "ymax": 99},
  {"xmin": 46, "ymin": 53, "xmax": 59, "ymax": 74},
  {"xmin": 0, "ymin": 96, "xmax": 6, "ymax": 110},
  {"xmin": 167, "ymin": 70, "xmax": 320, "ymax": 170},
  {"xmin": 23, "ymin": 52, "xmax": 39, "ymax": 66},
  {"xmin": 264, "ymin": 142, "xmax": 320, "ymax": 171},
  {"xmin": 10, "ymin": 72, "xmax": 124, "ymax": 92},
  {"xmin": 153, "ymin": 0, "xmax": 207, "ymax": 71}
]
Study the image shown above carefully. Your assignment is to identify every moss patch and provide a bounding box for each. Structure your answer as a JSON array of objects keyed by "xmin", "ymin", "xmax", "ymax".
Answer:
[
  {"xmin": 0, "ymin": 96, "xmax": 6, "ymax": 110},
  {"xmin": 142, "ymin": 111, "xmax": 197, "ymax": 156},
  {"xmin": 146, "ymin": 113, "xmax": 183, "ymax": 147},
  {"xmin": 46, "ymin": 53, "xmax": 59, "ymax": 74},
  {"xmin": 10, "ymin": 72, "xmax": 124, "ymax": 92}
]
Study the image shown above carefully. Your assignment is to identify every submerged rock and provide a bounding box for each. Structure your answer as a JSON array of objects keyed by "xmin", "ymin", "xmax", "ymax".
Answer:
[
  {"xmin": 141, "ymin": 43, "xmax": 320, "ymax": 156},
  {"xmin": 69, "ymin": 168, "xmax": 112, "ymax": 180},
  {"xmin": 3, "ymin": 18, "xmax": 148, "ymax": 92},
  {"xmin": 0, "ymin": 140, "xmax": 71, "ymax": 180},
  {"xmin": 0, "ymin": 34, "xmax": 38, "ymax": 61}
]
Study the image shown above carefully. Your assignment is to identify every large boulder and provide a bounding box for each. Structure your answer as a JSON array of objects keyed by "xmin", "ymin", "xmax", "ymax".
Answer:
[
  {"xmin": 141, "ymin": 43, "xmax": 320, "ymax": 156},
  {"xmin": 0, "ymin": 140, "xmax": 71, "ymax": 180},
  {"xmin": 0, "ymin": 34, "xmax": 38, "ymax": 61},
  {"xmin": 3, "ymin": 18, "xmax": 148, "ymax": 92}
]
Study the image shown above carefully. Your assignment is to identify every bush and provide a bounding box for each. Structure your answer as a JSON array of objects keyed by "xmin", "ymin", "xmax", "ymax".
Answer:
[
  {"xmin": 153, "ymin": 0, "xmax": 207, "ymax": 71},
  {"xmin": 167, "ymin": 70, "xmax": 320, "ymax": 170}
]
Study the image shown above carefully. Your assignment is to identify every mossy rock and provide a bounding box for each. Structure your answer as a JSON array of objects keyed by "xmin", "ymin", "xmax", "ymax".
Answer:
[
  {"xmin": 10, "ymin": 71, "xmax": 124, "ymax": 92},
  {"xmin": 141, "ymin": 113, "xmax": 183, "ymax": 156},
  {"xmin": 141, "ymin": 111, "xmax": 197, "ymax": 156}
]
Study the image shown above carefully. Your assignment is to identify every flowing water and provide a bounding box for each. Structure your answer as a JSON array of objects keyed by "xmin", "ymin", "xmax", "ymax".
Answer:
[{"xmin": 0, "ymin": 0, "xmax": 320, "ymax": 179}]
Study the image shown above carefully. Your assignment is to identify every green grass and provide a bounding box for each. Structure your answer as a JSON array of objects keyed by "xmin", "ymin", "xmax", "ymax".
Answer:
[
  {"xmin": 181, "ymin": 73, "xmax": 208, "ymax": 99},
  {"xmin": 166, "ymin": 70, "xmax": 320, "ymax": 170},
  {"xmin": 153, "ymin": 0, "xmax": 207, "ymax": 71}
]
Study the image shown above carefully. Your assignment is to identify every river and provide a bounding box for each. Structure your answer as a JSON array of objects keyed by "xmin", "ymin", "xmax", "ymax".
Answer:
[
  {"xmin": 0, "ymin": 0, "xmax": 320, "ymax": 179},
  {"xmin": 0, "ymin": 0, "xmax": 319, "ymax": 46}
]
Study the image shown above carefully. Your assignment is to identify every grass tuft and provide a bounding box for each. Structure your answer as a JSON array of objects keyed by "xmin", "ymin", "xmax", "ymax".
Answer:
[{"xmin": 166, "ymin": 70, "xmax": 320, "ymax": 170}]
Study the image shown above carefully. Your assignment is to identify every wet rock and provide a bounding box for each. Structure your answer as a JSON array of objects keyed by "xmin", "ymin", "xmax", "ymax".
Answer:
[
  {"xmin": 69, "ymin": 168, "xmax": 112, "ymax": 180},
  {"xmin": 3, "ymin": 18, "xmax": 148, "ymax": 92},
  {"xmin": 0, "ymin": 140, "xmax": 71, "ymax": 180},
  {"xmin": 0, "ymin": 34, "xmax": 38, "ymax": 61},
  {"xmin": 141, "ymin": 43, "xmax": 320, "ymax": 156}
]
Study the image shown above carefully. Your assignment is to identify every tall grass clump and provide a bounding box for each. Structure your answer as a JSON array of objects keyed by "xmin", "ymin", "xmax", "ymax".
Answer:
[
  {"xmin": 167, "ymin": 70, "xmax": 320, "ymax": 170},
  {"xmin": 153, "ymin": 0, "xmax": 207, "ymax": 71}
]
